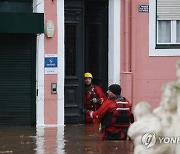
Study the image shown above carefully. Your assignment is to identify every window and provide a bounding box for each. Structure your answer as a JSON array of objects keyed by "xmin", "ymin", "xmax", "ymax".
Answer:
[
  {"xmin": 149, "ymin": 0, "xmax": 180, "ymax": 56},
  {"xmin": 157, "ymin": 0, "xmax": 180, "ymax": 46},
  {"xmin": 0, "ymin": 0, "xmax": 32, "ymax": 13}
]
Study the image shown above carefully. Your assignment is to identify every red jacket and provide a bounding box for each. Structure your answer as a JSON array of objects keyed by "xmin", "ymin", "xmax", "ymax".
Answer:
[
  {"xmin": 89, "ymin": 97, "xmax": 133, "ymax": 140},
  {"xmin": 84, "ymin": 85, "xmax": 107, "ymax": 111},
  {"xmin": 84, "ymin": 85, "xmax": 107, "ymax": 124},
  {"xmin": 90, "ymin": 99, "xmax": 116, "ymax": 120}
]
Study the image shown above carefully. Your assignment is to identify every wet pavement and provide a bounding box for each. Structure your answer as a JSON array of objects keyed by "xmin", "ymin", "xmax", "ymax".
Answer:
[{"xmin": 0, "ymin": 124, "xmax": 134, "ymax": 154}]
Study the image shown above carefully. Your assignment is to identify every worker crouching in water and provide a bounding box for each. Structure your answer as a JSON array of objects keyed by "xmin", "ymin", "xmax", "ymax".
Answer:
[
  {"xmin": 84, "ymin": 84, "xmax": 134, "ymax": 140},
  {"xmin": 84, "ymin": 72, "xmax": 107, "ymax": 124}
]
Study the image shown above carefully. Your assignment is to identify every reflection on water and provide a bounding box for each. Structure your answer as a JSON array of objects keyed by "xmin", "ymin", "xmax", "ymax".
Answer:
[
  {"xmin": 0, "ymin": 125, "xmax": 133, "ymax": 154},
  {"xmin": 36, "ymin": 126, "xmax": 65, "ymax": 154},
  {"xmin": 63, "ymin": 124, "xmax": 133, "ymax": 154}
]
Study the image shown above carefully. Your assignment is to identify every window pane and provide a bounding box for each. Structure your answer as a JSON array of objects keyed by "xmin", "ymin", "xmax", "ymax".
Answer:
[
  {"xmin": 158, "ymin": 20, "xmax": 171, "ymax": 43},
  {"xmin": 0, "ymin": 0, "xmax": 32, "ymax": 13},
  {"xmin": 65, "ymin": 24, "xmax": 76, "ymax": 76},
  {"xmin": 177, "ymin": 20, "xmax": 180, "ymax": 43}
]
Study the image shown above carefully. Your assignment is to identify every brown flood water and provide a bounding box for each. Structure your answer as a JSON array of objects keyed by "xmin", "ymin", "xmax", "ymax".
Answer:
[{"xmin": 0, "ymin": 124, "xmax": 134, "ymax": 154}]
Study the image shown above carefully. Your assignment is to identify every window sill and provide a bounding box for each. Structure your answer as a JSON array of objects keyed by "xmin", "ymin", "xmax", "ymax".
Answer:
[{"xmin": 156, "ymin": 44, "xmax": 180, "ymax": 49}]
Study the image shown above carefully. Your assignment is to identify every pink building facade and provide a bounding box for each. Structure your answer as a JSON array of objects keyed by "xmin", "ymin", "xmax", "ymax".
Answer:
[
  {"xmin": 120, "ymin": 0, "xmax": 180, "ymax": 109},
  {"xmin": 34, "ymin": 0, "xmax": 180, "ymax": 126}
]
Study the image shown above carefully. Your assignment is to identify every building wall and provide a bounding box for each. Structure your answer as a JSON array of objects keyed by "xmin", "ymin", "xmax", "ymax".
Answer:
[
  {"xmin": 35, "ymin": 0, "xmax": 180, "ymax": 126},
  {"xmin": 121, "ymin": 0, "xmax": 180, "ymax": 109},
  {"xmin": 35, "ymin": 0, "xmax": 60, "ymax": 126},
  {"xmin": 44, "ymin": 0, "xmax": 58, "ymax": 125},
  {"xmin": 35, "ymin": 0, "xmax": 121, "ymax": 126}
]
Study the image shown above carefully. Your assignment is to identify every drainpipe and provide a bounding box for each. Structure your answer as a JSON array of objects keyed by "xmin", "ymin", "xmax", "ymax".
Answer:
[
  {"xmin": 122, "ymin": 0, "xmax": 134, "ymax": 104},
  {"xmin": 130, "ymin": 0, "xmax": 136, "ymax": 106},
  {"xmin": 124, "ymin": 0, "xmax": 131, "ymax": 72}
]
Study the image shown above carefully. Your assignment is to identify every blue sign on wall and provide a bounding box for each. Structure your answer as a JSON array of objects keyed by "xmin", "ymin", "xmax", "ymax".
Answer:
[
  {"xmin": 45, "ymin": 57, "xmax": 58, "ymax": 68},
  {"xmin": 44, "ymin": 54, "xmax": 58, "ymax": 74}
]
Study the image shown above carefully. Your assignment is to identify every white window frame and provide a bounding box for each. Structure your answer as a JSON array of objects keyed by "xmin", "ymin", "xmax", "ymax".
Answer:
[{"xmin": 149, "ymin": 1, "xmax": 180, "ymax": 56}]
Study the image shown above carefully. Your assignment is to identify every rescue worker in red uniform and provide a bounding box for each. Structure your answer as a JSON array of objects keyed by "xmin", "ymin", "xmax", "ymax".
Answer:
[
  {"xmin": 84, "ymin": 72, "xmax": 107, "ymax": 124},
  {"xmin": 85, "ymin": 84, "xmax": 134, "ymax": 140}
]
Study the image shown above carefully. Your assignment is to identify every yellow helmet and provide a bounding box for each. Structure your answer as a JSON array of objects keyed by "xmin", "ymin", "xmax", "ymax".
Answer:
[{"xmin": 84, "ymin": 72, "xmax": 93, "ymax": 78}]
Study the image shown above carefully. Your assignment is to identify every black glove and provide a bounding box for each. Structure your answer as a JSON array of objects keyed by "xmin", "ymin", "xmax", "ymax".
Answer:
[{"xmin": 80, "ymin": 108, "xmax": 89, "ymax": 115}]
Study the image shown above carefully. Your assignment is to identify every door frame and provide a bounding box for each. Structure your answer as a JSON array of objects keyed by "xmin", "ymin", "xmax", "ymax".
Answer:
[
  {"xmin": 33, "ymin": 0, "xmax": 45, "ymax": 126},
  {"xmin": 35, "ymin": 0, "xmax": 121, "ymax": 126},
  {"xmin": 108, "ymin": 0, "xmax": 121, "ymax": 85}
]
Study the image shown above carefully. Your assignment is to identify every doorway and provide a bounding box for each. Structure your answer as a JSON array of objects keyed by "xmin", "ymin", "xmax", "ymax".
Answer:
[
  {"xmin": 0, "ymin": 34, "xmax": 36, "ymax": 126},
  {"xmin": 64, "ymin": 0, "xmax": 108, "ymax": 124}
]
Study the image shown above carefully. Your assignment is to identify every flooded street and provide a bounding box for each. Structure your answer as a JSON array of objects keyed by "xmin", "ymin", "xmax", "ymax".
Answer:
[{"xmin": 0, "ymin": 125, "xmax": 134, "ymax": 154}]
